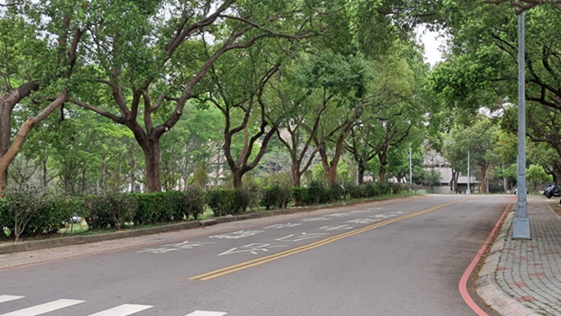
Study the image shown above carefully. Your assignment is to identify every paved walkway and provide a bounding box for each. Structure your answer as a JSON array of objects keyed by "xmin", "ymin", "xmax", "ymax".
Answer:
[{"xmin": 478, "ymin": 195, "xmax": 561, "ymax": 316}]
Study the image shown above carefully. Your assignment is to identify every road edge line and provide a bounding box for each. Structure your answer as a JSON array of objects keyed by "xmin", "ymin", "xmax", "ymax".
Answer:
[{"xmin": 459, "ymin": 202, "xmax": 512, "ymax": 315}]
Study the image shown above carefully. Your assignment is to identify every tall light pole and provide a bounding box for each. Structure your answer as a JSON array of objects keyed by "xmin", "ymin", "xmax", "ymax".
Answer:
[
  {"xmin": 513, "ymin": 12, "xmax": 530, "ymax": 239},
  {"xmin": 409, "ymin": 145, "xmax": 412, "ymax": 189},
  {"xmin": 466, "ymin": 146, "xmax": 471, "ymax": 195}
]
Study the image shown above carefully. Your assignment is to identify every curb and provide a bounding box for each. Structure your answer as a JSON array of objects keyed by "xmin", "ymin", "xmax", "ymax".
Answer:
[
  {"xmin": 0, "ymin": 198, "xmax": 401, "ymax": 255},
  {"xmin": 476, "ymin": 212, "xmax": 540, "ymax": 316}
]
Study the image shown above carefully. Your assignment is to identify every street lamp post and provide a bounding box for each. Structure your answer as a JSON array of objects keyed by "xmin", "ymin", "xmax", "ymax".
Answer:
[
  {"xmin": 466, "ymin": 142, "xmax": 471, "ymax": 195},
  {"xmin": 513, "ymin": 12, "xmax": 530, "ymax": 239},
  {"xmin": 409, "ymin": 145, "xmax": 412, "ymax": 189}
]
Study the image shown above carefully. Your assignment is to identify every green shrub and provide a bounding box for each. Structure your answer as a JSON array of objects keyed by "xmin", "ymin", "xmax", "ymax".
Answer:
[
  {"xmin": 178, "ymin": 188, "xmax": 205, "ymax": 220},
  {"xmin": 206, "ymin": 188, "xmax": 249, "ymax": 217},
  {"xmin": 261, "ymin": 184, "xmax": 292, "ymax": 210},
  {"xmin": 345, "ymin": 183, "xmax": 366, "ymax": 199},
  {"xmin": 309, "ymin": 180, "xmax": 329, "ymax": 204},
  {"xmin": 132, "ymin": 193, "xmax": 160, "ymax": 225},
  {"xmin": 291, "ymin": 187, "xmax": 310, "ymax": 206},
  {"xmin": 153, "ymin": 191, "xmax": 179, "ymax": 222},
  {"xmin": 364, "ymin": 182, "xmax": 380, "ymax": 197},
  {"xmin": 2, "ymin": 186, "xmax": 45, "ymax": 241},
  {"xmin": 328, "ymin": 183, "xmax": 344, "ymax": 202},
  {"xmin": 0, "ymin": 199, "xmax": 10, "ymax": 240},
  {"xmin": 26, "ymin": 196, "xmax": 76, "ymax": 236},
  {"xmin": 85, "ymin": 194, "xmax": 137, "ymax": 230},
  {"xmin": 132, "ymin": 189, "xmax": 206, "ymax": 224}
]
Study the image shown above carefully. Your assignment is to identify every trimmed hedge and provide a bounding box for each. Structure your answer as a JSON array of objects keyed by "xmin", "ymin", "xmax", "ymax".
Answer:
[
  {"xmin": 206, "ymin": 188, "xmax": 250, "ymax": 217},
  {"xmin": 261, "ymin": 184, "xmax": 292, "ymax": 210},
  {"xmin": 132, "ymin": 189, "xmax": 205, "ymax": 225},
  {"xmin": 85, "ymin": 194, "xmax": 137, "ymax": 230},
  {"xmin": 0, "ymin": 182, "xmax": 407, "ymax": 241}
]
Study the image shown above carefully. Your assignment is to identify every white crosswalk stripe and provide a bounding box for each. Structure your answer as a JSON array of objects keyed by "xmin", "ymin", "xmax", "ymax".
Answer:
[
  {"xmin": 185, "ymin": 311, "xmax": 227, "ymax": 316},
  {"xmin": 0, "ymin": 295, "xmax": 227, "ymax": 315},
  {"xmin": 0, "ymin": 299, "xmax": 84, "ymax": 316},
  {"xmin": 88, "ymin": 304, "xmax": 153, "ymax": 316},
  {"xmin": 0, "ymin": 296, "xmax": 24, "ymax": 304}
]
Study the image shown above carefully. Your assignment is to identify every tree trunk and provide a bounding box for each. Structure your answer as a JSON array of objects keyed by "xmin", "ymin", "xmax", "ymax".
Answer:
[
  {"xmin": 326, "ymin": 164, "xmax": 338, "ymax": 186},
  {"xmin": 378, "ymin": 147, "xmax": 388, "ymax": 183},
  {"xmin": 232, "ymin": 169, "xmax": 244, "ymax": 189},
  {"xmin": 291, "ymin": 163, "xmax": 301, "ymax": 187},
  {"xmin": 140, "ymin": 139, "xmax": 162, "ymax": 193},
  {"xmin": 553, "ymin": 164, "xmax": 561, "ymax": 186},
  {"xmin": 129, "ymin": 141, "xmax": 137, "ymax": 192},
  {"xmin": 379, "ymin": 168, "xmax": 387, "ymax": 183},
  {"xmin": 358, "ymin": 164, "xmax": 365, "ymax": 185},
  {"xmin": 450, "ymin": 169, "xmax": 460, "ymax": 192},
  {"xmin": 479, "ymin": 164, "xmax": 489, "ymax": 194}
]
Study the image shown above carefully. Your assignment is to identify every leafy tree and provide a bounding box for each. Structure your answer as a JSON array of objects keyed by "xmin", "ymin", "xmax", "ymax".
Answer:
[
  {"xmin": 526, "ymin": 164, "xmax": 552, "ymax": 190},
  {"xmin": 201, "ymin": 36, "xmax": 294, "ymax": 189},
  {"xmin": 486, "ymin": 0, "xmax": 561, "ymax": 12},
  {"xmin": 444, "ymin": 116, "xmax": 501, "ymax": 193},
  {"xmin": 302, "ymin": 52, "xmax": 371, "ymax": 185},
  {"xmin": 41, "ymin": 0, "xmax": 320, "ymax": 192},
  {"xmin": 0, "ymin": 4, "xmax": 81, "ymax": 193}
]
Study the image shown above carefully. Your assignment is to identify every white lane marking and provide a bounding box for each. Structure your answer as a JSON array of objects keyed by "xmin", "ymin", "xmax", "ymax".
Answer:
[
  {"xmin": 0, "ymin": 296, "xmax": 24, "ymax": 304},
  {"xmin": 88, "ymin": 304, "xmax": 153, "ymax": 316},
  {"xmin": 218, "ymin": 243, "xmax": 288, "ymax": 256},
  {"xmin": 0, "ymin": 299, "xmax": 84, "ymax": 316},
  {"xmin": 185, "ymin": 311, "xmax": 227, "ymax": 316}
]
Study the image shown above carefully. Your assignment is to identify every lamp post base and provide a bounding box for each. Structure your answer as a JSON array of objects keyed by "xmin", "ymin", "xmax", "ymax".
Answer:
[{"xmin": 513, "ymin": 217, "xmax": 531, "ymax": 240}]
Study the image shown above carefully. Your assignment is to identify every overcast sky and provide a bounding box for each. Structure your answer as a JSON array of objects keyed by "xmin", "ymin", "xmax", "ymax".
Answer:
[{"xmin": 416, "ymin": 25, "xmax": 448, "ymax": 67}]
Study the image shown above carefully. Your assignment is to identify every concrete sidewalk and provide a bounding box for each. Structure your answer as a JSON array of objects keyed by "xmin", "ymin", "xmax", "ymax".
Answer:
[{"xmin": 478, "ymin": 195, "xmax": 561, "ymax": 316}]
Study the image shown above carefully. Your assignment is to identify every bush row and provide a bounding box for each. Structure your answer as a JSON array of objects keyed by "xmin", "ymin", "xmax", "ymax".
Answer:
[
  {"xmin": 0, "ymin": 182, "xmax": 407, "ymax": 241},
  {"xmin": 0, "ymin": 188, "xmax": 205, "ymax": 241}
]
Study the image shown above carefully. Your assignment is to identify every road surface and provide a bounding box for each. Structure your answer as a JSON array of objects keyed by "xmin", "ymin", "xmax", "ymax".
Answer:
[{"xmin": 0, "ymin": 194, "xmax": 510, "ymax": 316}]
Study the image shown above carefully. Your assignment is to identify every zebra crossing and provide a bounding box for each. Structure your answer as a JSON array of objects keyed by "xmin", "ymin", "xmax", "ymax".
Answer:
[{"xmin": 0, "ymin": 295, "xmax": 227, "ymax": 316}]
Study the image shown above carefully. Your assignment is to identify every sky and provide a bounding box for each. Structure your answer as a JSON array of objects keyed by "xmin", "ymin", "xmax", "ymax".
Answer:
[{"xmin": 416, "ymin": 25, "xmax": 448, "ymax": 67}]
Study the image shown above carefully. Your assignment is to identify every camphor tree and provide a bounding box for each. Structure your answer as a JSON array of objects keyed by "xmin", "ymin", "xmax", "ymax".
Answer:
[
  {"xmin": 200, "ymin": 35, "xmax": 296, "ymax": 189},
  {"xmin": 23, "ymin": 0, "xmax": 322, "ymax": 193},
  {"xmin": 0, "ymin": 2, "xmax": 82, "ymax": 193},
  {"xmin": 444, "ymin": 116, "xmax": 501, "ymax": 193},
  {"xmin": 434, "ymin": 2, "xmax": 561, "ymax": 189}
]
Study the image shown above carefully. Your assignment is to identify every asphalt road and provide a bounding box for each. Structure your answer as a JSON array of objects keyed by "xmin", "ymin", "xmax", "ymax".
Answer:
[{"xmin": 0, "ymin": 195, "xmax": 510, "ymax": 316}]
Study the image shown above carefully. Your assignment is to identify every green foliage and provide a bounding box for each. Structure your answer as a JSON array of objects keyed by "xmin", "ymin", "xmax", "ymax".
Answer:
[
  {"xmin": 309, "ymin": 180, "xmax": 330, "ymax": 204},
  {"xmin": 291, "ymin": 187, "xmax": 310, "ymax": 206},
  {"xmin": 84, "ymin": 194, "xmax": 137, "ymax": 230},
  {"xmin": 344, "ymin": 183, "xmax": 368, "ymax": 199},
  {"xmin": 527, "ymin": 164, "xmax": 552, "ymax": 191},
  {"xmin": 206, "ymin": 188, "xmax": 250, "ymax": 217},
  {"xmin": 180, "ymin": 187, "xmax": 206, "ymax": 220},
  {"xmin": 1, "ymin": 186, "xmax": 45, "ymax": 241},
  {"xmin": 133, "ymin": 189, "xmax": 206, "ymax": 224},
  {"xmin": 261, "ymin": 184, "xmax": 292, "ymax": 210},
  {"xmin": 26, "ymin": 196, "xmax": 76, "ymax": 236},
  {"xmin": 132, "ymin": 193, "xmax": 161, "ymax": 225},
  {"xmin": 328, "ymin": 182, "xmax": 345, "ymax": 202}
]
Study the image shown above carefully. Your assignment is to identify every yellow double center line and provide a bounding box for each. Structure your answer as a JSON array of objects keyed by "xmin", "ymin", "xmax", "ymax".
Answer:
[{"xmin": 190, "ymin": 198, "xmax": 471, "ymax": 281}]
